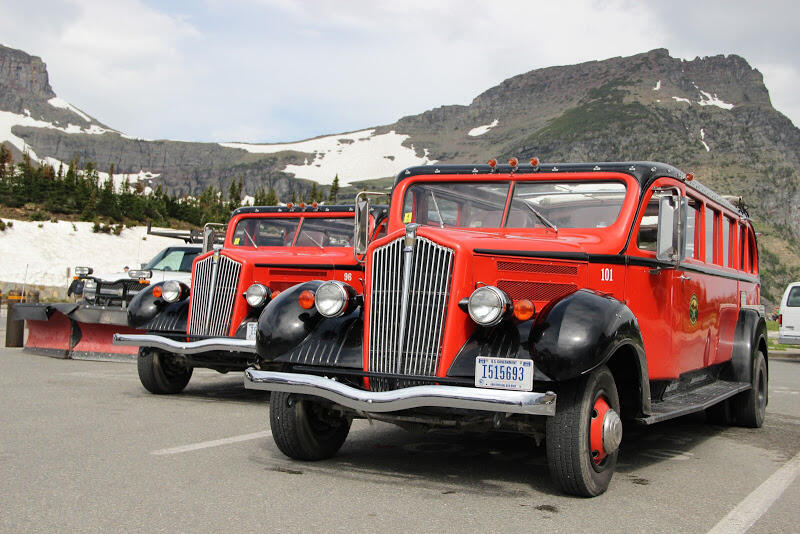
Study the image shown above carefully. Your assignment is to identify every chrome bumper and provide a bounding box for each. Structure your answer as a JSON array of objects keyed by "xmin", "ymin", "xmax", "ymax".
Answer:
[
  {"xmin": 112, "ymin": 333, "xmax": 257, "ymax": 354},
  {"xmin": 244, "ymin": 370, "xmax": 557, "ymax": 416}
]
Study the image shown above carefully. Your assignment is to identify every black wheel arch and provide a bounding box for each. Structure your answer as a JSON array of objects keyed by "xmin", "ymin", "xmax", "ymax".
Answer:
[
  {"xmin": 532, "ymin": 289, "xmax": 651, "ymax": 417},
  {"xmin": 726, "ymin": 308, "xmax": 768, "ymax": 384}
]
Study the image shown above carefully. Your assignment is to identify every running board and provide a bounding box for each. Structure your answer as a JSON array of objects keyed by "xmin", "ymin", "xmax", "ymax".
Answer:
[{"xmin": 637, "ymin": 380, "xmax": 751, "ymax": 425}]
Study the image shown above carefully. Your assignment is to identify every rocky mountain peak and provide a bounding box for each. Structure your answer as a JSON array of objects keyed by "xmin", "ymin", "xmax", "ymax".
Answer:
[{"xmin": 0, "ymin": 45, "xmax": 55, "ymax": 112}]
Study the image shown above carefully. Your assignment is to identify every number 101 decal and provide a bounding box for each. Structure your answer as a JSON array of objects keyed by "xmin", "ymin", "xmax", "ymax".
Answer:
[{"xmin": 600, "ymin": 267, "xmax": 614, "ymax": 281}]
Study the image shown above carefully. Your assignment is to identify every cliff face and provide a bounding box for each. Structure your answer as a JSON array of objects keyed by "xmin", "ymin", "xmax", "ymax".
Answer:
[
  {"xmin": 0, "ymin": 46, "xmax": 55, "ymax": 110},
  {"xmin": 2, "ymin": 45, "xmax": 799, "ymax": 301}
]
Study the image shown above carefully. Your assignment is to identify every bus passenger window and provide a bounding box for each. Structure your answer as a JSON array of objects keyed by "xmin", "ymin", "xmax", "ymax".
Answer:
[
  {"xmin": 705, "ymin": 206, "xmax": 719, "ymax": 264},
  {"xmin": 685, "ymin": 198, "xmax": 700, "ymax": 259}
]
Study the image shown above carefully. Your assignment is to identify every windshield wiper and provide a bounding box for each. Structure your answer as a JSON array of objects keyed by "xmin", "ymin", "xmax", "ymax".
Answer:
[
  {"xmin": 430, "ymin": 190, "xmax": 444, "ymax": 229},
  {"xmin": 301, "ymin": 232, "xmax": 324, "ymax": 249},
  {"xmin": 243, "ymin": 228, "xmax": 258, "ymax": 248},
  {"xmin": 523, "ymin": 202, "xmax": 558, "ymax": 233}
]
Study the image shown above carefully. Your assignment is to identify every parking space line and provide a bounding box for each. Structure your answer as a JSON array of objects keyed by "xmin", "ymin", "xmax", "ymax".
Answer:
[
  {"xmin": 707, "ymin": 450, "xmax": 800, "ymax": 534},
  {"xmin": 151, "ymin": 431, "xmax": 269, "ymax": 456}
]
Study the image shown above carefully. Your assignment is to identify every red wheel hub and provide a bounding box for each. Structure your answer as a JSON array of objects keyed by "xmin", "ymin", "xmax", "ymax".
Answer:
[{"xmin": 590, "ymin": 396, "xmax": 611, "ymax": 464}]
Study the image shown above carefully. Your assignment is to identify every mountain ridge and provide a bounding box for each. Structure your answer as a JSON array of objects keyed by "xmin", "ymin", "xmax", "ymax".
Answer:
[{"xmin": 1, "ymin": 44, "xmax": 798, "ymax": 302}]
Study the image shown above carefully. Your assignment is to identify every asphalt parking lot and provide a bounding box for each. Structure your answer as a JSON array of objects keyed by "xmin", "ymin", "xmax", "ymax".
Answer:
[{"xmin": 1, "ymin": 348, "xmax": 798, "ymax": 533}]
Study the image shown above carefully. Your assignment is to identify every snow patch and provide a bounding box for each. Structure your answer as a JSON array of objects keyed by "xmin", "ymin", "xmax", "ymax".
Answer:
[
  {"xmin": 653, "ymin": 80, "xmax": 661, "ymax": 91},
  {"xmin": 242, "ymin": 195, "xmax": 254, "ymax": 206},
  {"xmin": 699, "ymin": 128, "xmax": 710, "ymax": 152},
  {"xmin": 696, "ymin": 89, "xmax": 734, "ymax": 110},
  {"xmin": 672, "ymin": 96, "xmax": 691, "ymax": 105},
  {"xmin": 47, "ymin": 97, "xmax": 93, "ymax": 122},
  {"xmin": 220, "ymin": 129, "xmax": 436, "ymax": 186},
  {"xmin": 23, "ymin": 109, "xmax": 30, "ymax": 117},
  {"xmin": 0, "ymin": 220, "xmax": 183, "ymax": 287},
  {"xmin": 468, "ymin": 119, "xmax": 499, "ymax": 137}
]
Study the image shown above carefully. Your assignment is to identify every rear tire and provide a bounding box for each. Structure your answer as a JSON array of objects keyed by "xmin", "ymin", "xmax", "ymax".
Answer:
[
  {"xmin": 270, "ymin": 391, "xmax": 351, "ymax": 461},
  {"xmin": 137, "ymin": 349, "xmax": 192, "ymax": 394},
  {"xmin": 546, "ymin": 365, "xmax": 621, "ymax": 497},
  {"xmin": 731, "ymin": 349, "xmax": 767, "ymax": 428}
]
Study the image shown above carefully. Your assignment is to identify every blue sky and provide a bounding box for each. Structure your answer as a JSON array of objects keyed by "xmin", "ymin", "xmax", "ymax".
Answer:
[{"xmin": 1, "ymin": 0, "xmax": 798, "ymax": 143}]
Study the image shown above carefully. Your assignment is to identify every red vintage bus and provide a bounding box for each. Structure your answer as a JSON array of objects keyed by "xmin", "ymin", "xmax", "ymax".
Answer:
[
  {"xmin": 245, "ymin": 161, "xmax": 767, "ymax": 496},
  {"xmin": 115, "ymin": 204, "xmax": 387, "ymax": 394}
]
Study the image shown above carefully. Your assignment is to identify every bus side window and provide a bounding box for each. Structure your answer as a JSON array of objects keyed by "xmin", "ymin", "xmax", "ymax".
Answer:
[
  {"xmin": 748, "ymin": 228, "xmax": 758, "ymax": 274},
  {"xmin": 684, "ymin": 197, "xmax": 700, "ymax": 259},
  {"xmin": 739, "ymin": 223, "xmax": 747, "ymax": 271},
  {"xmin": 722, "ymin": 216, "xmax": 734, "ymax": 268},
  {"xmin": 704, "ymin": 206, "xmax": 720, "ymax": 264}
]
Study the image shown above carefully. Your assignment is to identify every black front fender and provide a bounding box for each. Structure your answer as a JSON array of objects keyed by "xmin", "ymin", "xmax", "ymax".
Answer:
[
  {"xmin": 256, "ymin": 281, "xmax": 325, "ymax": 359},
  {"xmin": 128, "ymin": 282, "xmax": 189, "ymax": 332},
  {"xmin": 531, "ymin": 289, "xmax": 646, "ymax": 382}
]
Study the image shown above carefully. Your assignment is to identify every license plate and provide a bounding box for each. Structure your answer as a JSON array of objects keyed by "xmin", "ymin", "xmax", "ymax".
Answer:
[
  {"xmin": 246, "ymin": 322, "xmax": 258, "ymax": 341},
  {"xmin": 475, "ymin": 357, "xmax": 533, "ymax": 391}
]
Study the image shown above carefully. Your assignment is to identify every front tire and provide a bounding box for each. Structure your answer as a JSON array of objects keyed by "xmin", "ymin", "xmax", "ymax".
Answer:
[
  {"xmin": 546, "ymin": 365, "xmax": 621, "ymax": 497},
  {"xmin": 137, "ymin": 348, "xmax": 192, "ymax": 394},
  {"xmin": 269, "ymin": 391, "xmax": 351, "ymax": 461}
]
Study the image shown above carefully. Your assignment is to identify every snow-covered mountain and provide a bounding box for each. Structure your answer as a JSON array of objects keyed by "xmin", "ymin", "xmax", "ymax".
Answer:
[{"xmin": 2, "ymin": 44, "xmax": 800, "ymax": 301}]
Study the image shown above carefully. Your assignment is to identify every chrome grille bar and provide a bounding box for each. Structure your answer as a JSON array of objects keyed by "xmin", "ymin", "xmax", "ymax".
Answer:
[
  {"xmin": 368, "ymin": 234, "xmax": 454, "ymax": 391},
  {"xmin": 188, "ymin": 254, "xmax": 241, "ymax": 337}
]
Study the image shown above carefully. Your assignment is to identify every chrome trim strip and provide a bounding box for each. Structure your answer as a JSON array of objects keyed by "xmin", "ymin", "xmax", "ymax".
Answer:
[
  {"xmin": 244, "ymin": 370, "xmax": 556, "ymax": 416},
  {"xmin": 112, "ymin": 333, "xmax": 256, "ymax": 354}
]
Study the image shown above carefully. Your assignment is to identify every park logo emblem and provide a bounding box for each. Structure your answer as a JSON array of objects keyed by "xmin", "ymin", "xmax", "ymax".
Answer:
[{"xmin": 689, "ymin": 294, "xmax": 699, "ymax": 326}]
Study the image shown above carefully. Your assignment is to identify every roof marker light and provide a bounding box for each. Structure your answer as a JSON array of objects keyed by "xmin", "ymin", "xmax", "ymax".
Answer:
[
  {"xmin": 299, "ymin": 202, "xmax": 306, "ymax": 208},
  {"xmin": 509, "ymin": 157, "xmax": 518, "ymax": 170},
  {"xmin": 686, "ymin": 173, "xmax": 694, "ymax": 181},
  {"xmin": 312, "ymin": 202, "xmax": 318, "ymax": 208},
  {"xmin": 488, "ymin": 158, "xmax": 497, "ymax": 168},
  {"xmin": 530, "ymin": 157, "xmax": 540, "ymax": 170},
  {"xmin": 287, "ymin": 202, "xmax": 294, "ymax": 209}
]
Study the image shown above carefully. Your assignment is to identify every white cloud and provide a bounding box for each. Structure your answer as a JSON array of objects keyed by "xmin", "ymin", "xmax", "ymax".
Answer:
[{"xmin": 1, "ymin": 0, "xmax": 798, "ymax": 143}]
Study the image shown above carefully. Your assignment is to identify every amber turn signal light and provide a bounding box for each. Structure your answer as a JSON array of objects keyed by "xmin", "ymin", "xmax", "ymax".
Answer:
[
  {"xmin": 152, "ymin": 286, "xmax": 163, "ymax": 298},
  {"xmin": 271, "ymin": 290, "xmax": 282, "ymax": 300},
  {"xmin": 513, "ymin": 299, "xmax": 535, "ymax": 321},
  {"xmin": 298, "ymin": 289, "xmax": 315, "ymax": 309}
]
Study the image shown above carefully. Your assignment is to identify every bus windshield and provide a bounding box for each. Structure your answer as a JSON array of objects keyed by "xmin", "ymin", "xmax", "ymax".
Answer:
[
  {"xmin": 402, "ymin": 181, "xmax": 627, "ymax": 229},
  {"xmin": 230, "ymin": 217, "xmax": 353, "ymax": 247}
]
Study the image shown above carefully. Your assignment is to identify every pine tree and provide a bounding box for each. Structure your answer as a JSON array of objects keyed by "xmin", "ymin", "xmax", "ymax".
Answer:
[
  {"xmin": 290, "ymin": 190, "xmax": 297, "ymax": 203},
  {"xmin": 265, "ymin": 187, "xmax": 278, "ymax": 206},
  {"xmin": 328, "ymin": 174, "xmax": 340, "ymax": 202},
  {"xmin": 310, "ymin": 183, "xmax": 319, "ymax": 203}
]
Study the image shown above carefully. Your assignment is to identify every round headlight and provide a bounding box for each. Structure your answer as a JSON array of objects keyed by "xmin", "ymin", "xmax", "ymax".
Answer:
[
  {"xmin": 162, "ymin": 280, "xmax": 183, "ymax": 303},
  {"xmin": 315, "ymin": 281, "xmax": 349, "ymax": 317},
  {"xmin": 467, "ymin": 286, "xmax": 510, "ymax": 326},
  {"xmin": 245, "ymin": 283, "xmax": 269, "ymax": 308}
]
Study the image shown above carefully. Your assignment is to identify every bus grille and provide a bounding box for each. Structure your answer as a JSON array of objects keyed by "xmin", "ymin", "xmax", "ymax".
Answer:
[
  {"xmin": 188, "ymin": 254, "xmax": 241, "ymax": 337},
  {"xmin": 368, "ymin": 236, "xmax": 454, "ymax": 391}
]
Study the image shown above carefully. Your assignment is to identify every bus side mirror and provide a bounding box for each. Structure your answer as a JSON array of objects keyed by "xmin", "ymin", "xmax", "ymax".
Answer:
[
  {"xmin": 354, "ymin": 193, "xmax": 370, "ymax": 258},
  {"xmin": 202, "ymin": 227, "xmax": 215, "ymax": 254},
  {"xmin": 202, "ymin": 223, "xmax": 226, "ymax": 253},
  {"xmin": 353, "ymin": 191, "xmax": 388, "ymax": 263},
  {"xmin": 656, "ymin": 195, "xmax": 682, "ymax": 262}
]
